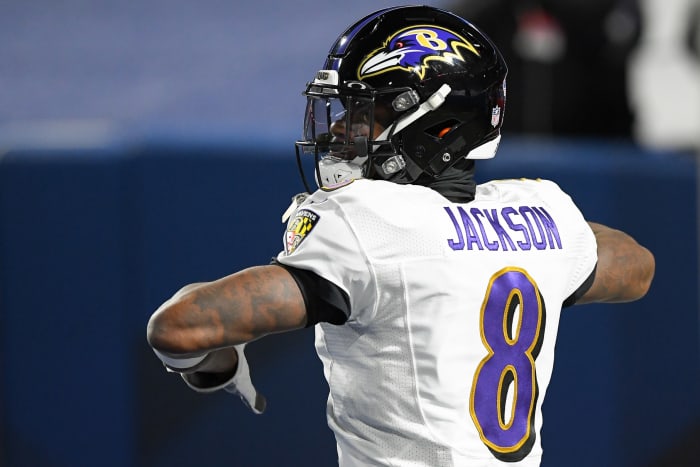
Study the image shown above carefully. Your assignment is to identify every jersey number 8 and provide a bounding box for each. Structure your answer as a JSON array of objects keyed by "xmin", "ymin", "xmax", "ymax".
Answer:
[{"xmin": 470, "ymin": 268, "xmax": 545, "ymax": 462}]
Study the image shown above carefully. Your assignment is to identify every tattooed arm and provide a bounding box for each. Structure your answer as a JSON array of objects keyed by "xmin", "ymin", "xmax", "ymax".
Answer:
[
  {"xmin": 577, "ymin": 222, "xmax": 655, "ymax": 305},
  {"xmin": 146, "ymin": 264, "xmax": 307, "ymax": 373}
]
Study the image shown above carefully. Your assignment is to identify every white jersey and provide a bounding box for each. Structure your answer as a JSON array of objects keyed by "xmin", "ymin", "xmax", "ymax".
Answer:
[{"xmin": 276, "ymin": 178, "xmax": 597, "ymax": 467}]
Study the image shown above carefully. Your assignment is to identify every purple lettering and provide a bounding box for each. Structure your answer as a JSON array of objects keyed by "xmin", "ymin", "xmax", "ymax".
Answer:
[
  {"xmin": 519, "ymin": 207, "xmax": 547, "ymax": 250},
  {"xmin": 470, "ymin": 208, "xmax": 500, "ymax": 251},
  {"xmin": 532, "ymin": 207, "xmax": 562, "ymax": 249},
  {"xmin": 458, "ymin": 207, "xmax": 483, "ymax": 250},
  {"xmin": 502, "ymin": 207, "xmax": 531, "ymax": 250},
  {"xmin": 484, "ymin": 209, "xmax": 517, "ymax": 251},
  {"xmin": 444, "ymin": 207, "xmax": 465, "ymax": 250}
]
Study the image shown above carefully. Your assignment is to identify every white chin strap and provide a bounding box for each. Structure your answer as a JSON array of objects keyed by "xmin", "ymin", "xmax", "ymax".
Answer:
[
  {"xmin": 316, "ymin": 156, "xmax": 365, "ymax": 187},
  {"xmin": 377, "ymin": 82, "xmax": 500, "ymax": 161},
  {"xmin": 373, "ymin": 83, "xmax": 452, "ymax": 149}
]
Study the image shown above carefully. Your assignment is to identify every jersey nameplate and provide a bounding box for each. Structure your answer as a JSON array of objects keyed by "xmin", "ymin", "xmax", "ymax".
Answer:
[{"xmin": 444, "ymin": 205, "xmax": 562, "ymax": 251}]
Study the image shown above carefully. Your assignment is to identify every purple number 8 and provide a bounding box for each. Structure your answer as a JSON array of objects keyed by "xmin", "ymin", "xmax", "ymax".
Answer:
[{"xmin": 470, "ymin": 268, "xmax": 545, "ymax": 462}]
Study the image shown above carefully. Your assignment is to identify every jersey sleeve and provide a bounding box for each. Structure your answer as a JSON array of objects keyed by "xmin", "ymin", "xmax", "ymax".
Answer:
[
  {"xmin": 275, "ymin": 195, "xmax": 375, "ymax": 322},
  {"xmin": 537, "ymin": 179, "xmax": 598, "ymax": 301},
  {"xmin": 562, "ymin": 265, "xmax": 596, "ymax": 307},
  {"xmin": 272, "ymin": 260, "xmax": 350, "ymax": 326}
]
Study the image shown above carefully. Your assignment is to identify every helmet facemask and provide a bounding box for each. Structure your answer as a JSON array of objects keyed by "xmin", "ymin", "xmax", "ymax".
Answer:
[
  {"xmin": 295, "ymin": 72, "xmax": 419, "ymax": 191},
  {"xmin": 295, "ymin": 71, "xmax": 461, "ymax": 191}
]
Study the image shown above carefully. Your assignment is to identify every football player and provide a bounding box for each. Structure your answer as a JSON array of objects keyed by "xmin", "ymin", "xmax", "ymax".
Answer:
[{"xmin": 147, "ymin": 6, "xmax": 655, "ymax": 466}]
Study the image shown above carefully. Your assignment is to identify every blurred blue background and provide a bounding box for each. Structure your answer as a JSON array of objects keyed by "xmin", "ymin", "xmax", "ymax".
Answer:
[{"xmin": 1, "ymin": 1, "xmax": 699, "ymax": 466}]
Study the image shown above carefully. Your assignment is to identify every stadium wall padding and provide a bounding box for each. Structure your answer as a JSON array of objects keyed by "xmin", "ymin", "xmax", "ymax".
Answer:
[{"xmin": 1, "ymin": 138, "xmax": 698, "ymax": 467}]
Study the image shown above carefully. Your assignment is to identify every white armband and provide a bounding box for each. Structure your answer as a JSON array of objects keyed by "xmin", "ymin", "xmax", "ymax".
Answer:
[{"xmin": 152, "ymin": 349, "xmax": 210, "ymax": 372}]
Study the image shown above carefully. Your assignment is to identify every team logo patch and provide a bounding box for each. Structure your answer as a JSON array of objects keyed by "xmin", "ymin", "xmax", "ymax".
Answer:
[
  {"xmin": 358, "ymin": 25, "xmax": 480, "ymax": 80},
  {"xmin": 285, "ymin": 209, "xmax": 320, "ymax": 255}
]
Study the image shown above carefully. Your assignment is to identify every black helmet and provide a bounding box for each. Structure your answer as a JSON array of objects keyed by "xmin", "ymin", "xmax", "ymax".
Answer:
[{"xmin": 295, "ymin": 5, "xmax": 508, "ymax": 190}]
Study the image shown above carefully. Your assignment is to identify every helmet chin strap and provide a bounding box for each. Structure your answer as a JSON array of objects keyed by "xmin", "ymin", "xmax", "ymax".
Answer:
[
  {"xmin": 316, "ymin": 136, "xmax": 370, "ymax": 187},
  {"xmin": 316, "ymin": 156, "xmax": 366, "ymax": 187},
  {"xmin": 372, "ymin": 84, "xmax": 452, "ymax": 151}
]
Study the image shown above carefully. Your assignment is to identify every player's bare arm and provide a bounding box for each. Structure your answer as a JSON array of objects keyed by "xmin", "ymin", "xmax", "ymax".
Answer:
[
  {"xmin": 146, "ymin": 264, "xmax": 307, "ymax": 359},
  {"xmin": 578, "ymin": 221, "xmax": 655, "ymax": 304}
]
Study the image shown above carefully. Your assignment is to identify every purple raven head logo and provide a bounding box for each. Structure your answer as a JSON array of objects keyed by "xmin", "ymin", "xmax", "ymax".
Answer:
[{"xmin": 358, "ymin": 25, "xmax": 480, "ymax": 80}]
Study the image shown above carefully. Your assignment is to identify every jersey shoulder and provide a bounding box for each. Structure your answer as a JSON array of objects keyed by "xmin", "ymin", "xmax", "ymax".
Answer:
[
  {"xmin": 476, "ymin": 178, "xmax": 574, "ymax": 205},
  {"xmin": 306, "ymin": 178, "xmax": 438, "ymax": 216},
  {"xmin": 477, "ymin": 177, "xmax": 565, "ymax": 194},
  {"xmin": 311, "ymin": 178, "xmax": 427, "ymax": 200}
]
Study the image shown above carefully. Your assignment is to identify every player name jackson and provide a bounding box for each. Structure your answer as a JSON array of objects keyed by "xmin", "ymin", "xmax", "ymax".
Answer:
[{"xmin": 443, "ymin": 205, "xmax": 562, "ymax": 251}]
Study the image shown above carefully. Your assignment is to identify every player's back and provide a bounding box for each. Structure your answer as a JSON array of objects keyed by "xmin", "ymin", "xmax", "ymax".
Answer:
[{"xmin": 278, "ymin": 178, "xmax": 597, "ymax": 466}]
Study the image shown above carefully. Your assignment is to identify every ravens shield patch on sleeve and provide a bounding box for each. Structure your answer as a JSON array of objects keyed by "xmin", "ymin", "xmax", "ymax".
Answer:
[{"xmin": 284, "ymin": 209, "xmax": 320, "ymax": 255}]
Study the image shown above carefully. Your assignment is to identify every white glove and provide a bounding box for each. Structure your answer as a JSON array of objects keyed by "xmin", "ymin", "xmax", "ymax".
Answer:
[{"xmin": 180, "ymin": 344, "xmax": 266, "ymax": 414}]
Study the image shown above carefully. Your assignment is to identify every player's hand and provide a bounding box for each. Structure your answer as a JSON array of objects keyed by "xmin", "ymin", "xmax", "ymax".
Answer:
[
  {"xmin": 181, "ymin": 344, "xmax": 267, "ymax": 414},
  {"xmin": 221, "ymin": 344, "xmax": 267, "ymax": 414}
]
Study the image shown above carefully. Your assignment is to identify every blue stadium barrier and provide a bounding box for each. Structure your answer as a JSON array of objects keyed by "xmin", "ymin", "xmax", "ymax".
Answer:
[{"xmin": 1, "ymin": 137, "xmax": 697, "ymax": 467}]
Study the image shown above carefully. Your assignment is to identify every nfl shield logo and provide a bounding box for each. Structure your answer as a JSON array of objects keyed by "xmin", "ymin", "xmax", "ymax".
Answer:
[{"xmin": 491, "ymin": 105, "xmax": 501, "ymax": 127}]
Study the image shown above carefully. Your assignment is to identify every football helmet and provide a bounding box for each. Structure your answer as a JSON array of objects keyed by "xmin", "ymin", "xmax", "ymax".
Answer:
[{"xmin": 295, "ymin": 5, "xmax": 508, "ymax": 190}]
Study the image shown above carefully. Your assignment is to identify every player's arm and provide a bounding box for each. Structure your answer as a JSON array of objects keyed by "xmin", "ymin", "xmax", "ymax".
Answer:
[
  {"xmin": 576, "ymin": 222, "xmax": 655, "ymax": 304},
  {"xmin": 146, "ymin": 264, "xmax": 307, "ymax": 413},
  {"xmin": 147, "ymin": 264, "xmax": 307, "ymax": 357}
]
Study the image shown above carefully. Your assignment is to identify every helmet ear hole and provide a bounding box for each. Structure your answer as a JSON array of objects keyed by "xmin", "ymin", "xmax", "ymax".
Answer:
[
  {"xmin": 437, "ymin": 127, "xmax": 452, "ymax": 138},
  {"xmin": 425, "ymin": 119, "xmax": 460, "ymax": 139}
]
